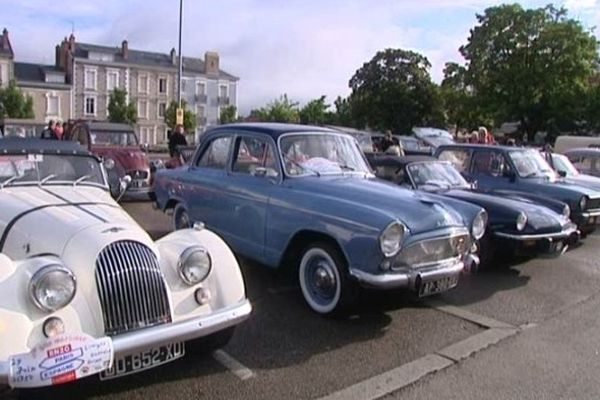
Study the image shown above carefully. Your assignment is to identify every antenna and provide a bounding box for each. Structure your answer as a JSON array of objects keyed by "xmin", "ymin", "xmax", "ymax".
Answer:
[{"xmin": 70, "ymin": 20, "xmax": 75, "ymax": 35}]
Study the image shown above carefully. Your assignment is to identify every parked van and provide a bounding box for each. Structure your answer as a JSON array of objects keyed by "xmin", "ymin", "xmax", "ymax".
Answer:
[{"xmin": 554, "ymin": 135, "xmax": 600, "ymax": 154}]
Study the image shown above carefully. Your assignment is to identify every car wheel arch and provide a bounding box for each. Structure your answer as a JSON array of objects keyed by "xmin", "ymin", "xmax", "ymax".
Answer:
[{"xmin": 279, "ymin": 230, "xmax": 348, "ymax": 272}]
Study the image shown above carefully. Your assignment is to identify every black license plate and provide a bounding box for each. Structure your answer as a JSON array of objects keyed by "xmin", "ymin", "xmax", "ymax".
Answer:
[
  {"xmin": 418, "ymin": 275, "xmax": 459, "ymax": 297},
  {"xmin": 99, "ymin": 342, "xmax": 184, "ymax": 380}
]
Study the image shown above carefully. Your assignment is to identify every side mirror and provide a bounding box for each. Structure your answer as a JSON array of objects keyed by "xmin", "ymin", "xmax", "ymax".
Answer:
[
  {"xmin": 115, "ymin": 175, "xmax": 132, "ymax": 202},
  {"xmin": 470, "ymin": 180, "xmax": 478, "ymax": 189},
  {"xmin": 503, "ymin": 169, "xmax": 516, "ymax": 181},
  {"xmin": 558, "ymin": 170, "xmax": 567, "ymax": 178},
  {"xmin": 252, "ymin": 167, "xmax": 268, "ymax": 177}
]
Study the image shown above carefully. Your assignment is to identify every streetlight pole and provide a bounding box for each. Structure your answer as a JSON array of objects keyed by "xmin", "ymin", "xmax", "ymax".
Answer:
[{"xmin": 177, "ymin": 0, "xmax": 183, "ymax": 107}]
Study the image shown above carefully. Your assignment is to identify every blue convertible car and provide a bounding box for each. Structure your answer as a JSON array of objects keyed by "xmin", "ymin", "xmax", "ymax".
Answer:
[
  {"xmin": 435, "ymin": 144, "xmax": 600, "ymax": 236},
  {"xmin": 153, "ymin": 124, "xmax": 487, "ymax": 315}
]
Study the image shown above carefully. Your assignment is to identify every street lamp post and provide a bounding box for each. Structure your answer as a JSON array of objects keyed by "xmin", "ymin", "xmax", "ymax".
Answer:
[{"xmin": 177, "ymin": 0, "xmax": 183, "ymax": 107}]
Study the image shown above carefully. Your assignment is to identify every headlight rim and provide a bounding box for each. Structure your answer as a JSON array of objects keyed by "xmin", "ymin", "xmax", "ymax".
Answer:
[
  {"xmin": 562, "ymin": 204, "xmax": 570, "ymax": 218},
  {"xmin": 579, "ymin": 196, "xmax": 588, "ymax": 211},
  {"xmin": 471, "ymin": 210, "xmax": 487, "ymax": 240},
  {"xmin": 177, "ymin": 246, "xmax": 212, "ymax": 286},
  {"xmin": 29, "ymin": 264, "xmax": 77, "ymax": 313},
  {"xmin": 379, "ymin": 220, "xmax": 408, "ymax": 258},
  {"xmin": 516, "ymin": 212, "xmax": 528, "ymax": 231}
]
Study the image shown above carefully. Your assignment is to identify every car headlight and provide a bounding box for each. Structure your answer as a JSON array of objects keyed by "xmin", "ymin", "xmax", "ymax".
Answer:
[
  {"xmin": 379, "ymin": 221, "xmax": 406, "ymax": 257},
  {"xmin": 562, "ymin": 204, "xmax": 570, "ymax": 218},
  {"xmin": 471, "ymin": 210, "xmax": 487, "ymax": 240},
  {"xmin": 579, "ymin": 196, "xmax": 587, "ymax": 211},
  {"xmin": 178, "ymin": 246, "xmax": 212, "ymax": 285},
  {"xmin": 516, "ymin": 212, "xmax": 527, "ymax": 231},
  {"xmin": 29, "ymin": 265, "xmax": 76, "ymax": 312}
]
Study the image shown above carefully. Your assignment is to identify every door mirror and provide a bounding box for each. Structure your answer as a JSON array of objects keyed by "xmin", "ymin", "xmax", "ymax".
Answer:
[
  {"xmin": 557, "ymin": 170, "xmax": 567, "ymax": 178},
  {"xmin": 470, "ymin": 180, "xmax": 478, "ymax": 189},
  {"xmin": 503, "ymin": 169, "xmax": 516, "ymax": 181}
]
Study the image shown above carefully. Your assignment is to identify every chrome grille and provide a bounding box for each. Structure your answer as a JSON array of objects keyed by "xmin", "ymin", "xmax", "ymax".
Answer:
[
  {"xmin": 393, "ymin": 233, "xmax": 469, "ymax": 270},
  {"xmin": 587, "ymin": 198, "xmax": 600, "ymax": 210},
  {"xmin": 95, "ymin": 240, "xmax": 171, "ymax": 335},
  {"xmin": 128, "ymin": 170, "xmax": 149, "ymax": 180}
]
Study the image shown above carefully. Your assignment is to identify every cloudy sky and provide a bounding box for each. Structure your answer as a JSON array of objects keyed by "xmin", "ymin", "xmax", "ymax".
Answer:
[{"xmin": 3, "ymin": 0, "xmax": 599, "ymax": 113}]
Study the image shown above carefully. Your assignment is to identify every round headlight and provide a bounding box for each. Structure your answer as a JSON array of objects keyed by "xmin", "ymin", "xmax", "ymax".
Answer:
[
  {"xmin": 579, "ymin": 196, "xmax": 587, "ymax": 211},
  {"xmin": 471, "ymin": 210, "xmax": 487, "ymax": 240},
  {"xmin": 562, "ymin": 204, "xmax": 570, "ymax": 218},
  {"xmin": 29, "ymin": 265, "xmax": 76, "ymax": 312},
  {"xmin": 516, "ymin": 212, "xmax": 527, "ymax": 231},
  {"xmin": 178, "ymin": 247, "xmax": 212, "ymax": 285},
  {"xmin": 379, "ymin": 221, "xmax": 406, "ymax": 257}
]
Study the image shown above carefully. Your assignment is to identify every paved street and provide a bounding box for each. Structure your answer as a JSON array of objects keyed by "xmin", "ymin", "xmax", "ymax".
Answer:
[{"xmin": 10, "ymin": 202, "xmax": 600, "ymax": 400}]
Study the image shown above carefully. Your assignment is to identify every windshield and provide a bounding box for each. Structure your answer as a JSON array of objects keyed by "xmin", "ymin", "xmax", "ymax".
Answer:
[
  {"xmin": 508, "ymin": 149, "xmax": 555, "ymax": 178},
  {"xmin": 0, "ymin": 154, "xmax": 105, "ymax": 187},
  {"xmin": 279, "ymin": 133, "xmax": 371, "ymax": 176},
  {"xmin": 552, "ymin": 154, "xmax": 579, "ymax": 176},
  {"xmin": 407, "ymin": 162, "xmax": 469, "ymax": 189},
  {"xmin": 91, "ymin": 130, "xmax": 138, "ymax": 146}
]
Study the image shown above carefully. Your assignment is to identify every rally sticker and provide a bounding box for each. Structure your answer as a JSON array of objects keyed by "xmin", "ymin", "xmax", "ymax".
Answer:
[{"xmin": 8, "ymin": 333, "xmax": 113, "ymax": 388}]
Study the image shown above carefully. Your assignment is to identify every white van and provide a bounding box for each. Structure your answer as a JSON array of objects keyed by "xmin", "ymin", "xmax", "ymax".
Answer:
[{"xmin": 554, "ymin": 135, "xmax": 600, "ymax": 153}]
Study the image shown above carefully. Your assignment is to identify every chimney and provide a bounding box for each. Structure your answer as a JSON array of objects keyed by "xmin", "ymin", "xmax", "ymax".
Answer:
[
  {"xmin": 170, "ymin": 47, "xmax": 176, "ymax": 65},
  {"xmin": 122, "ymin": 40, "xmax": 129, "ymax": 60},
  {"xmin": 55, "ymin": 44, "xmax": 60, "ymax": 68},
  {"xmin": 204, "ymin": 51, "xmax": 219, "ymax": 76},
  {"xmin": 68, "ymin": 33, "xmax": 75, "ymax": 51},
  {"xmin": 1, "ymin": 28, "xmax": 8, "ymax": 50}
]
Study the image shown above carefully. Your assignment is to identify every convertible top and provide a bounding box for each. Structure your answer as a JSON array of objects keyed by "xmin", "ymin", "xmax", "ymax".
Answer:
[
  {"xmin": 0, "ymin": 137, "xmax": 92, "ymax": 156},
  {"xmin": 368, "ymin": 154, "xmax": 435, "ymax": 168}
]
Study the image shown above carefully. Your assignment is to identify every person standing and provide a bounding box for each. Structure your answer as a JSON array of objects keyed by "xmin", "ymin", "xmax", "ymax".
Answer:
[
  {"xmin": 53, "ymin": 120, "xmax": 64, "ymax": 140},
  {"xmin": 40, "ymin": 120, "xmax": 58, "ymax": 140},
  {"xmin": 168, "ymin": 124, "xmax": 188, "ymax": 157}
]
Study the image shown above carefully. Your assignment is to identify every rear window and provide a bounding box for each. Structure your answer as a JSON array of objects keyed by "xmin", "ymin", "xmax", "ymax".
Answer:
[
  {"xmin": 91, "ymin": 130, "xmax": 138, "ymax": 146},
  {"xmin": 438, "ymin": 149, "xmax": 471, "ymax": 172}
]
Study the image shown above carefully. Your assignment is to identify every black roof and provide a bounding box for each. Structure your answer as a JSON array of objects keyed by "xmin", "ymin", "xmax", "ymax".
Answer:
[
  {"xmin": 368, "ymin": 154, "xmax": 435, "ymax": 167},
  {"xmin": 0, "ymin": 138, "xmax": 92, "ymax": 156},
  {"xmin": 206, "ymin": 123, "xmax": 340, "ymax": 140}
]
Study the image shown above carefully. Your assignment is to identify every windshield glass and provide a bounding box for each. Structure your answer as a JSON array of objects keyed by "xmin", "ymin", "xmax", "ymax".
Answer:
[
  {"xmin": 91, "ymin": 130, "xmax": 138, "ymax": 146},
  {"xmin": 279, "ymin": 133, "xmax": 371, "ymax": 176},
  {"xmin": 508, "ymin": 149, "xmax": 555, "ymax": 178},
  {"xmin": 407, "ymin": 162, "xmax": 469, "ymax": 189},
  {"xmin": 0, "ymin": 154, "xmax": 105, "ymax": 187},
  {"xmin": 552, "ymin": 154, "xmax": 579, "ymax": 176}
]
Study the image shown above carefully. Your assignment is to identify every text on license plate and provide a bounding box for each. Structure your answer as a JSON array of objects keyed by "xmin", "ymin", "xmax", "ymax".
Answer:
[
  {"xmin": 99, "ymin": 342, "xmax": 184, "ymax": 380},
  {"xmin": 418, "ymin": 275, "xmax": 459, "ymax": 297}
]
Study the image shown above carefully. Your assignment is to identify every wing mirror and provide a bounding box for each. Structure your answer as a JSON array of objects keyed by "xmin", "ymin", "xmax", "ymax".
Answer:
[
  {"xmin": 503, "ymin": 169, "xmax": 516, "ymax": 181},
  {"xmin": 115, "ymin": 175, "xmax": 132, "ymax": 202},
  {"xmin": 470, "ymin": 180, "xmax": 478, "ymax": 189},
  {"xmin": 557, "ymin": 170, "xmax": 567, "ymax": 178}
]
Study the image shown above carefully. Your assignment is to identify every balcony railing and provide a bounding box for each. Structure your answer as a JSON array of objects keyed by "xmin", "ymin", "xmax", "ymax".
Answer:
[
  {"xmin": 197, "ymin": 116, "xmax": 207, "ymax": 125},
  {"xmin": 218, "ymin": 96, "xmax": 230, "ymax": 105},
  {"xmin": 195, "ymin": 94, "xmax": 207, "ymax": 103}
]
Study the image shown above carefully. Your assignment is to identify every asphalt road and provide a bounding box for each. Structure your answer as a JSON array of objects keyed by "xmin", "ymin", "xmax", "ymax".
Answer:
[{"xmin": 10, "ymin": 202, "xmax": 600, "ymax": 400}]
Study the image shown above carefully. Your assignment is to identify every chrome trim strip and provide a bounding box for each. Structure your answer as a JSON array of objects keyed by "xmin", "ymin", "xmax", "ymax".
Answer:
[
  {"xmin": 493, "ymin": 226, "xmax": 579, "ymax": 240},
  {"xmin": 581, "ymin": 210, "xmax": 600, "ymax": 218}
]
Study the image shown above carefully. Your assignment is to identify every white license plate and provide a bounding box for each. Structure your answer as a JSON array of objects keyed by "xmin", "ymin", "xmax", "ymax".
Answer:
[
  {"xmin": 99, "ymin": 342, "xmax": 184, "ymax": 380},
  {"xmin": 418, "ymin": 275, "xmax": 459, "ymax": 297}
]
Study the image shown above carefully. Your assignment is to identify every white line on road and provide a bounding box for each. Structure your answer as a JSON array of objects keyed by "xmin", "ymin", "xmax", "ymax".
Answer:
[
  {"xmin": 425, "ymin": 299, "xmax": 516, "ymax": 329},
  {"xmin": 212, "ymin": 349, "xmax": 256, "ymax": 381},
  {"xmin": 436, "ymin": 327, "xmax": 519, "ymax": 362}
]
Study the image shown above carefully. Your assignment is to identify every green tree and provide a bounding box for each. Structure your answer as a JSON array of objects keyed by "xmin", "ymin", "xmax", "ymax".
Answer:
[
  {"xmin": 457, "ymin": 4, "xmax": 599, "ymax": 140},
  {"xmin": 219, "ymin": 105, "xmax": 237, "ymax": 124},
  {"xmin": 253, "ymin": 94, "xmax": 300, "ymax": 123},
  {"xmin": 0, "ymin": 80, "xmax": 34, "ymax": 119},
  {"xmin": 164, "ymin": 100, "xmax": 197, "ymax": 133},
  {"xmin": 348, "ymin": 48, "xmax": 445, "ymax": 134},
  {"xmin": 299, "ymin": 95, "xmax": 330, "ymax": 125},
  {"xmin": 107, "ymin": 88, "xmax": 137, "ymax": 124}
]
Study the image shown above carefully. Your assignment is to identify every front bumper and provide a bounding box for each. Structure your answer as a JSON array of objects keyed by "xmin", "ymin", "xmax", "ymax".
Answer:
[
  {"xmin": 493, "ymin": 225, "xmax": 580, "ymax": 256},
  {"xmin": 349, "ymin": 258, "xmax": 464, "ymax": 291},
  {"xmin": 0, "ymin": 299, "xmax": 252, "ymax": 387}
]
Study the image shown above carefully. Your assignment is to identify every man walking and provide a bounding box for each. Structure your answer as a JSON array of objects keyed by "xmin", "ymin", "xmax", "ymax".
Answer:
[
  {"xmin": 168, "ymin": 124, "xmax": 188, "ymax": 157},
  {"xmin": 40, "ymin": 120, "xmax": 58, "ymax": 139}
]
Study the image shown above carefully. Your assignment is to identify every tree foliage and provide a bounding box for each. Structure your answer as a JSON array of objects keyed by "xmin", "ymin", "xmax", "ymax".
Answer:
[
  {"xmin": 457, "ymin": 4, "xmax": 599, "ymax": 140},
  {"xmin": 348, "ymin": 48, "xmax": 445, "ymax": 134},
  {"xmin": 0, "ymin": 80, "xmax": 34, "ymax": 119},
  {"xmin": 299, "ymin": 95, "xmax": 330, "ymax": 125},
  {"xmin": 107, "ymin": 88, "xmax": 137, "ymax": 124},
  {"xmin": 251, "ymin": 94, "xmax": 300, "ymax": 123},
  {"xmin": 219, "ymin": 105, "xmax": 237, "ymax": 124},
  {"xmin": 164, "ymin": 100, "xmax": 197, "ymax": 133}
]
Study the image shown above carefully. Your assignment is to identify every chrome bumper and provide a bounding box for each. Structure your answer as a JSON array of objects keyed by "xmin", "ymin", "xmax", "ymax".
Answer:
[
  {"xmin": 493, "ymin": 225, "xmax": 579, "ymax": 241},
  {"xmin": 349, "ymin": 258, "xmax": 464, "ymax": 290},
  {"xmin": 0, "ymin": 299, "xmax": 251, "ymax": 386},
  {"xmin": 581, "ymin": 209, "xmax": 600, "ymax": 218}
]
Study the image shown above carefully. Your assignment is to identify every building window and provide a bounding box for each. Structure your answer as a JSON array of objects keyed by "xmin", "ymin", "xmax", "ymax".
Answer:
[
  {"xmin": 196, "ymin": 104, "xmax": 205, "ymax": 117},
  {"xmin": 138, "ymin": 74, "xmax": 148, "ymax": 94},
  {"xmin": 84, "ymin": 69, "xmax": 97, "ymax": 90},
  {"xmin": 84, "ymin": 96, "xmax": 96, "ymax": 116},
  {"xmin": 158, "ymin": 102, "xmax": 167, "ymax": 118},
  {"xmin": 46, "ymin": 93, "xmax": 59, "ymax": 116},
  {"xmin": 107, "ymin": 70, "xmax": 119, "ymax": 92},
  {"xmin": 138, "ymin": 100, "xmax": 148, "ymax": 119},
  {"xmin": 159, "ymin": 77, "xmax": 168, "ymax": 94},
  {"xmin": 196, "ymin": 81, "xmax": 206, "ymax": 95},
  {"xmin": 219, "ymin": 84, "xmax": 228, "ymax": 98}
]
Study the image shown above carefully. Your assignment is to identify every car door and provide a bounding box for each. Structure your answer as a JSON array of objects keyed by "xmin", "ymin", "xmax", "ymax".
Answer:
[
  {"xmin": 219, "ymin": 133, "xmax": 281, "ymax": 260},
  {"xmin": 469, "ymin": 149, "xmax": 515, "ymax": 190}
]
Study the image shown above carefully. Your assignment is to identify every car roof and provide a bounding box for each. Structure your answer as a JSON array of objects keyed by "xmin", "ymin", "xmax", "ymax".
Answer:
[
  {"xmin": 563, "ymin": 148, "xmax": 600, "ymax": 156},
  {"xmin": 206, "ymin": 123, "xmax": 343, "ymax": 140},
  {"xmin": 78, "ymin": 121, "xmax": 135, "ymax": 132},
  {"xmin": 0, "ymin": 137, "xmax": 92, "ymax": 156}
]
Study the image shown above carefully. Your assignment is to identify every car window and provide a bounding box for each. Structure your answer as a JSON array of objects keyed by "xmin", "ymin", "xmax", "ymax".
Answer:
[
  {"xmin": 438, "ymin": 149, "xmax": 470, "ymax": 172},
  {"xmin": 232, "ymin": 136, "xmax": 279, "ymax": 177},
  {"xmin": 471, "ymin": 150, "xmax": 508, "ymax": 176},
  {"xmin": 197, "ymin": 136, "xmax": 232, "ymax": 169}
]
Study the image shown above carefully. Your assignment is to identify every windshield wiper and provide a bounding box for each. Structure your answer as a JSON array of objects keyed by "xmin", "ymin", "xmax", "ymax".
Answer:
[
  {"xmin": 73, "ymin": 174, "xmax": 93, "ymax": 187},
  {"xmin": 39, "ymin": 174, "xmax": 56, "ymax": 185},
  {"xmin": 283, "ymin": 155, "xmax": 321, "ymax": 177},
  {"xmin": 337, "ymin": 163, "xmax": 355, "ymax": 171},
  {"xmin": 522, "ymin": 172, "xmax": 538, "ymax": 178},
  {"xmin": 0, "ymin": 176, "xmax": 19, "ymax": 189}
]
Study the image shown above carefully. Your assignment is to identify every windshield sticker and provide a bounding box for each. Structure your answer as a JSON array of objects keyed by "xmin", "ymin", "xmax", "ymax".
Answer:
[{"xmin": 27, "ymin": 154, "xmax": 43, "ymax": 162}]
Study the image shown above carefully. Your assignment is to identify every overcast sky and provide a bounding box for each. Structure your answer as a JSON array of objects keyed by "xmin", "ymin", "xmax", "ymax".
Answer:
[{"xmin": 3, "ymin": 0, "xmax": 599, "ymax": 114}]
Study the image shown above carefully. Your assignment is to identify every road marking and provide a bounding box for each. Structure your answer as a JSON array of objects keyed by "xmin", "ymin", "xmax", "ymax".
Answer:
[
  {"xmin": 425, "ymin": 299, "xmax": 516, "ymax": 329},
  {"xmin": 436, "ymin": 327, "xmax": 519, "ymax": 362},
  {"xmin": 212, "ymin": 350, "xmax": 255, "ymax": 381},
  {"xmin": 317, "ymin": 354, "xmax": 454, "ymax": 400}
]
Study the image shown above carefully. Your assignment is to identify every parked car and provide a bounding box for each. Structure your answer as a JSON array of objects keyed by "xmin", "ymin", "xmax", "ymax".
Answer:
[
  {"xmin": 542, "ymin": 151, "xmax": 600, "ymax": 191},
  {"xmin": 0, "ymin": 118, "xmax": 46, "ymax": 139},
  {"xmin": 435, "ymin": 144, "xmax": 600, "ymax": 235},
  {"xmin": 64, "ymin": 121, "xmax": 151, "ymax": 200},
  {"xmin": 153, "ymin": 123, "xmax": 487, "ymax": 315},
  {"xmin": 412, "ymin": 127, "xmax": 455, "ymax": 149},
  {"xmin": 554, "ymin": 135, "xmax": 600, "ymax": 154},
  {"xmin": 394, "ymin": 136, "xmax": 433, "ymax": 156},
  {"xmin": 370, "ymin": 155, "xmax": 579, "ymax": 264},
  {"xmin": 563, "ymin": 148, "xmax": 600, "ymax": 178},
  {"xmin": 0, "ymin": 138, "xmax": 250, "ymax": 388}
]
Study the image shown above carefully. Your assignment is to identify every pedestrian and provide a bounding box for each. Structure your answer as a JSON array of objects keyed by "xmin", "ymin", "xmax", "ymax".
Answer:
[
  {"xmin": 40, "ymin": 120, "xmax": 58, "ymax": 139},
  {"xmin": 168, "ymin": 124, "xmax": 188, "ymax": 157},
  {"xmin": 478, "ymin": 127, "xmax": 489, "ymax": 144},
  {"xmin": 53, "ymin": 120, "xmax": 64, "ymax": 140},
  {"xmin": 380, "ymin": 130, "xmax": 398, "ymax": 153},
  {"xmin": 469, "ymin": 131, "xmax": 479, "ymax": 143}
]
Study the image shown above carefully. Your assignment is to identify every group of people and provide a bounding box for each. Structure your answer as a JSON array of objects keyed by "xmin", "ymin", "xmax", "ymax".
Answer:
[
  {"xmin": 40, "ymin": 120, "xmax": 67, "ymax": 140},
  {"xmin": 468, "ymin": 127, "xmax": 496, "ymax": 144}
]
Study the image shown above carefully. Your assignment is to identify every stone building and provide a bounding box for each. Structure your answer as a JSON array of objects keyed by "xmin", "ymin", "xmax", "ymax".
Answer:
[{"xmin": 0, "ymin": 28, "xmax": 14, "ymax": 88}]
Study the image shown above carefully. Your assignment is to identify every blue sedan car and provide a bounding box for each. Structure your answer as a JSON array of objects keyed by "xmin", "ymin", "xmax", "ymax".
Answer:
[
  {"xmin": 154, "ymin": 124, "xmax": 486, "ymax": 315},
  {"xmin": 435, "ymin": 144, "xmax": 600, "ymax": 236}
]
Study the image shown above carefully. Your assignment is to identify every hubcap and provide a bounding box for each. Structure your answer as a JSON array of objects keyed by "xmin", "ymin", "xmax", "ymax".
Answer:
[{"xmin": 306, "ymin": 257, "xmax": 337, "ymax": 303}]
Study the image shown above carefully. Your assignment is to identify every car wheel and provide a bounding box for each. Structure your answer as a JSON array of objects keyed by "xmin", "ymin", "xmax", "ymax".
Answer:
[
  {"xmin": 173, "ymin": 203, "xmax": 191, "ymax": 230},
  {"xmin": 187, "ymin": 327, "xmax": 235, "ymax": 355},
  {"xmin": 298, "ymin": 242, "xmax": 358, "ymax": 315}
]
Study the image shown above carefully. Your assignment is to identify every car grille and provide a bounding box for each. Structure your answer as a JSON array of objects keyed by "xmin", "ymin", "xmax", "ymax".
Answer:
[
  {"xmin": 587, "ymin": 198, "xmax": 600, "ymax": 210},
  {"xmin": 95, "ymin": 240, "xmax": 172, "ymax": 335},
  {"xmin": 392, "ymin": 233, "xmax": 469, "ymax": 270},
  {"xmin": 128, "ymin": 170, "xmax": 149, "ymax": 180}
]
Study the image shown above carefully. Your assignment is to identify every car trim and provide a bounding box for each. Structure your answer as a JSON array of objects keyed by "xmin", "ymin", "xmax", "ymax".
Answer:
[
  {"xmin": 581, "ymin": 209, "xmax": 600, "ymax": 218},
  {"xmin": 493, "ymin": 225, "xmax": 579, "ymax": 240}
]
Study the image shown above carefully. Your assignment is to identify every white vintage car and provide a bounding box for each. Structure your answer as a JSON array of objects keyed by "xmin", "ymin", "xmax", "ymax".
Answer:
[{"xmin": 0, "ymin": 138, "xmax": 251, "ymax": 388}]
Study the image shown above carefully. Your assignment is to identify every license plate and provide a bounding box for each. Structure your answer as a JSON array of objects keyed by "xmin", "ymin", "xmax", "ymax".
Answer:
[
  {"xmin": 418, "ymin": 275, "xmax": 459, "ymax": 297},
  {"xmin": 99, "ymin": 342, "xmax": 184, "ymax": 380}
]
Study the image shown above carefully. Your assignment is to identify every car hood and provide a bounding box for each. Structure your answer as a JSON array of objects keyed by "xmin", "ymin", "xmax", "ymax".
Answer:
[
  {"xmin": 287, "ymin": 176, "xmax": 470, "ymax": 234},
  {"xmin": 526, "ymin": 176, "xmax": 600, "ymax": 198},
  {"xmin": 562, "ymin": 174, "xmax": 600, "ymax": 191},
  {"xmin": 0, "ymin": 185, "xmax": 147, "ymax": 260},
  {"xmin": 94, "ymin": 146, "xmax": 150, "ymax": 173}
]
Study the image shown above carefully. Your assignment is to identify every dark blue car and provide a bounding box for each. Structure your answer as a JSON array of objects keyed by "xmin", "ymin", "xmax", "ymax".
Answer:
[
  {"xmin": 153, "ymin": 123, "xmax": 486, "ymax": 315},
  {"xmin": 435, "ymin": 144, "xmax": 600, "ymax": 236}
]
